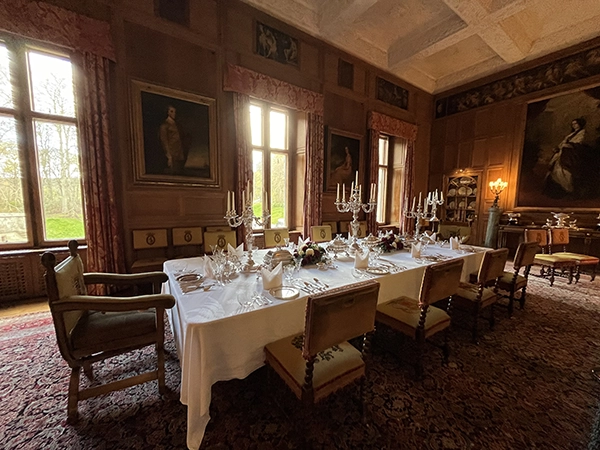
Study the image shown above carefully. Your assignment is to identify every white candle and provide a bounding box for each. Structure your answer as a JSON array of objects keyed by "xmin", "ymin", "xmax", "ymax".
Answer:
[
  {"xmin": 419, "ymin": 192, "xmax": 422, "ymax": 207},
  {"xmin": 412, "ymin": 196, "xmax": 416, "ymax": 211},
  {"xmin": 232, "ymin": 191, "xmax": 235, "ymax": 211},
  {"xmin": 227, "ymin": 191, "xmax": 231, "ymax": 211},
  {"xmin": 337, "ymin": 183, "xmax": 340, "ymax": 202},
  {"xmin": 355, "ymin": 171, "xmax": 359, "ymax": 186},
  {"xmin": 371, "ymin": 184, "xmax": 375, "ymax": 202},
  {"xmin": 351, "ymin": 181, "xmax": 354, "ymax": 193},
  {"xmin": 440, "ymin": 191, "xmax": 444, "ymax": 203},
  {"xmin": 423, "ymin": 200, "xmax": 428, "ymax": 214},
  {"xmin": 359, "ymin": 185, "xmax": 362, "ymax": 201},
  {"xmin": 435, "ymin": 189, "xmax": 439, "ymax": 201},
  {"xmin": 342, "ymin": 183, "xmax": 346, "ymax": 201}
]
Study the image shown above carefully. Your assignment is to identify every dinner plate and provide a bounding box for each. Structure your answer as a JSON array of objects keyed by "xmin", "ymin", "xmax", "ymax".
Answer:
[
  {"xmin": 458, "ymin": 186, "xmax": 467, "ymax": 195},
  {"xmin": 448, "ymin": 188, "xmax": 456, "ymax": 196},
  {"xmin": 177, "ymin": 273, "xmax": 202, "ymax": 282},
  {"xmin": 366, "ymin": 266, "xmax": 390, "ymax": 275},
  {"xmin": 269, "ymin": 286, "xmax": 300, "ymax": 300}
]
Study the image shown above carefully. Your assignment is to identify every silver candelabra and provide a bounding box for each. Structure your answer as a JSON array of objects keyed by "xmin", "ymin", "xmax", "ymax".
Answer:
[
  {"xmin": 404, "ymin": 190, "xmax": 443, "ymax": 237},
  {"xmin": 224, "ymin": 185, "xmax": 270, "ymax": 271},
  {"xmin": 334, "ymin": 174, "xmax": 376, "ymax": 254}
]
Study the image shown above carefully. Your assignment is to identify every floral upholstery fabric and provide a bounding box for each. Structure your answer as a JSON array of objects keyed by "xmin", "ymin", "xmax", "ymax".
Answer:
[{"xmin": 376, "ymin": 296, "xmax": 450, "ymax": 339}]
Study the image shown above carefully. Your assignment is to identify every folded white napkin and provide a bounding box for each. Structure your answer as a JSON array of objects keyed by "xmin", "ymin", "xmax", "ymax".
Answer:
[
  {"xmin": 261, "ymin": 262, "xmax": 283, "ymax": 290},
  {"xmin": 354, "ymin": 250, "xmax": 369, "ymax": 269},
  {"xmin": 411, "ymin": 242, "xmax": 422, "ymax": 258},
  {"xmin": 298, "ymin": 237, "xmax": 308, "ymax": 249},
  {"xmin": 203, "ymin": 255, "xmax": 215, "ymax": 278},
  {"xmin": 450, "ymin": 237, "xmax": 460, "ymax": 250},
  {"xmin": 430, "ymin": 232, "xmax": 437, "ymax": 242},
  {"xmin": 227, "ymin": 243, "xmax": 244, "ymax": 258}
]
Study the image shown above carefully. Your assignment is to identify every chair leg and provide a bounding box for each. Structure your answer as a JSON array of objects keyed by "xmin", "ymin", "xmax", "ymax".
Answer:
[
  {"xmin": 567, "ymin": 267, "xmax": 574, "ymax": 284},
  {"xmin": 82, "ymin": 362, "xmax": 94, "ymax": 381},
  {"xmin": 519, "ymin": 285, "xmax": 527, "ymax": 309},
  {"xmin": 67, "ymin": 367, "xmax": 80, "ymax": 424},
  {"xmin": 549, "ymin": 268, "xmax": 555, "ymax": 286},
  {"xmin": 575, "ymin": 266, "xmax": 581, "ymax": 283}
]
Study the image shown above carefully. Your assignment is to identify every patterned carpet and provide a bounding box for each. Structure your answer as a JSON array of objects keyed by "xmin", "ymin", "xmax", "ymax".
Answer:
[{"xmin": 1, "ymin": 267, "xmax": 600, "ymax": 450}]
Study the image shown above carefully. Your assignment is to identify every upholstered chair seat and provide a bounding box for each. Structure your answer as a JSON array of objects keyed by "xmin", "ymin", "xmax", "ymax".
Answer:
[
  {"xmin": 497, "ymin": 272, "xmax": 526, "ymax": 291},
  {"xmin": 376, "ymin": 258, "xmax": 464, "ymax": 378},
  {"xmin": 455, "ymin": 283, "xmax": 499, "ymax": 308},
  {"xmin": 265, "ymin": 336, "xmax": 364, "ymax": 403},
  {"xmin": 376, "ymin": 296, "xmax": 450, "ymax": 339},
  {"xmin": 70, "ymin": 310, "xmax": 158, "ymax": 359}
]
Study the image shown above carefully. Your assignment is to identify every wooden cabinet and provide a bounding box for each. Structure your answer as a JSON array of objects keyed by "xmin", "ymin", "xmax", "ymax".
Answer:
[{"xmin": 443, "ymin": 173, "xmax": 480, "ymax": 224}]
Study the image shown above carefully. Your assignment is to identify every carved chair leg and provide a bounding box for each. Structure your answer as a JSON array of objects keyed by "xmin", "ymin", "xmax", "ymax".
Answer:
[
  {"xmin": 67, "ymin": 367, "xmax": 80, "ymax": 424},
  {"xmin": 549, "ymin": 268, "xmax": 555, "ymax": 286},
  {"xmin": 575, "ymin": 266, "xmax": 581, "ymax": 283},
  {"xmin": 82, "ymin": 362, "xmax": 94, "ymax": 381},
  {"xmin": 520, "ymin": 285, "xmax": 527, "ymax": 309},
  {"xmin": 567, "ymin": 267, "xmax": 574, "ymax": 284}
]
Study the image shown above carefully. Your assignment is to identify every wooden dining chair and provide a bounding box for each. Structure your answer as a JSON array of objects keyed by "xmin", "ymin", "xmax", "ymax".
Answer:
[
  {"xmin": 452, "ymin": 248, "xmax": 509, "ymax": 343},
  {"xmin": 264, "ymin": 228, "xmax": 290, "ymax": 248},
  {"xmin": 548, "ymin": 228, "xmax": 599, "ymax": 283},
  {"xmin": 375, "ymin": 258, "xmax": 465, "ymax": 379},
  {"xmin": 496, "ymin": 241, "xmax": 540, "ymax": 316},
  {"xmin": 264, "ymin": 280, "xmax": 380, "ymax": 408},
  {"xmin": 525, "ymin": 228, "xmax": 577, "ymax": 286},
  {"xmin": 41, "ymin": 240, "xmax": 175, "ymax": 424},
  {"xmin": 310, "ymin": 225, "xmax": 332, "ymax": 243}
]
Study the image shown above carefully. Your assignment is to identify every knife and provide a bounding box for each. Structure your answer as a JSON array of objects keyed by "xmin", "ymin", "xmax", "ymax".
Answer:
[{"xmin": 313, "ymin": 278, "xmax": 329, "ymax": 288}]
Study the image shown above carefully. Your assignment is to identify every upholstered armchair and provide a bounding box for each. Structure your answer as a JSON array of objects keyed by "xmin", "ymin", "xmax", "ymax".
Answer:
[
  {"xmin": 264, "ymin": 280, "xmax": 380, "ymax": 409},
  {"xmin": 375, "ymin": 258, "xmax": 464, "ymax": 379},
  {"xmin": 41, "ymin": 240, "xmax": 175, "ymax": 423},
  {"xmin": 525, "ymin": 228, "xmax": 577, "ymax": 286},
  {"xmin": 452, "ymin": 248, "xmax": 509, "ymax": 343},
  {"xmin": 547, "ymin": 228, "xmax": 599, "ymax": 283}
]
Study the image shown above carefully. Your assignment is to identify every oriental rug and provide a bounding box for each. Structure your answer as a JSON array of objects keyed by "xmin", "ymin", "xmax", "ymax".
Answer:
[{"xmin": 1, "ymin": 269, "xmax": 600, "ymax": 450}]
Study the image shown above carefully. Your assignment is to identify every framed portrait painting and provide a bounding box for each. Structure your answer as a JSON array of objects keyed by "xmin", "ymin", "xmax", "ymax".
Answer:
[
  {"xmin": 516, "ymin": 86, "xmax": 600, "ymax": 209},
  {"xmin": 130, "ymin": 80, "xmax": 218, "ymax": 187},
  {"xmin": 324, "ymin": 128, "xmax": 362, "ymax": 192}
]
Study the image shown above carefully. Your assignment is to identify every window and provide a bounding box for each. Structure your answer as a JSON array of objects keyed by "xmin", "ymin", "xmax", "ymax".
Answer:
[
  {"xmin": 0, "ymin": 39, "xmax": 84, "ymax": 248},
  {"xmin": 249, "ymin": 101, "xmax": 290, "ymax": 229},
  {"xmin": 376, "ymin": 135, "xmax": 389, "ymax": 223}
]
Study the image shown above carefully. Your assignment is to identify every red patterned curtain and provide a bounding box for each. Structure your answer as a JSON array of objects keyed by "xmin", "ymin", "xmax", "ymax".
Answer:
[
  {"xmin": 367, "ymin": 111, "xmax": 417, "ymax": 235},
  {"xmin": 303, "ymin": 113, "xmax": 324, "ymax": 239},
  {"xmin": 77, "ymin": 53, "xmax": 125, "ymax": 278},
  {"xmin": 367, "ymin": 129, "xmax": 380, "ymax": 235},
  {"xmin": 233, "ymin": 93, "xmax": 253, "ymax": 248}
]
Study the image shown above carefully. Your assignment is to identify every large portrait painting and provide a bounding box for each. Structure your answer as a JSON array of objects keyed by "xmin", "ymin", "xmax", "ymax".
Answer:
[
  {"xmin": 517, "ymin": 86, "xmax": 600, "ymax": 209},
  {"xmin": 131, "ymin": 80, "xmax": 218, "ymax": 186},
  {"xmin": 324, "ymin": 128, "xmax": 362, "ymax": 192}
]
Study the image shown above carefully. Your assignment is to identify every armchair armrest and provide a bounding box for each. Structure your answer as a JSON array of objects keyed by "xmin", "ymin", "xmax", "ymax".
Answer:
[
  {"xmin": 51, "ymin": 294, "xmax": 175, "ymax": 313},
  {"xmin": 83, "ymin": 271, "xmax": 168, "ymax": 286}
]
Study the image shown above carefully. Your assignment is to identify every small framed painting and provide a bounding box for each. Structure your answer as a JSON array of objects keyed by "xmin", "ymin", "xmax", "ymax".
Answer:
[{"xmin": 324, "ymin": 128, "xmax": 362, "ymax": 192}]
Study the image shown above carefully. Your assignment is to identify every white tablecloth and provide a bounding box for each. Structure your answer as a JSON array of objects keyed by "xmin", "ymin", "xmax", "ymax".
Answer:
[{"xmin": 164, "ymin": 246, "xmax": 487, "ymax": 449}]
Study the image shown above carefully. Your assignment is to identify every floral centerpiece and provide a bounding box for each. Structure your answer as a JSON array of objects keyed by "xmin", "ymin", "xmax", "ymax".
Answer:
[
  {"xmin": 294, "ymin": 241, "xmax": 327, "ymax": 266},
  {"xmin": 378, "ymin": 232, "xmax": 404, "ymax": 252}
]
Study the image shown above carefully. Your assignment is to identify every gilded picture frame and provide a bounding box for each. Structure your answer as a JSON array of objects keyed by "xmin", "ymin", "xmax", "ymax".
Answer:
[{"xmin": 131, "ymin": 80, "xmax": 218, "ymax": 187}]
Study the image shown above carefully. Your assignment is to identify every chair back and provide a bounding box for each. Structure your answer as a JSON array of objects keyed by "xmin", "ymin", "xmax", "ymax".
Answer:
[
  {"xmin": 524, "ymin": 229, "xmax": 548, "ymax": 249},
  {"xmin": 513, "ymin": 241, "xmax": 540, "ymax": 269},
  {"xmin": 311, "ymin": 225, "xmax": 332, "ymax": 243},
  {"xmin": 419, "ymin": 259, "xmax": 465, "ymax": 307},
  {"xmin": 477, "ymin": 248, "xmax": 509, "ymax": 284},
  {"xmin": 264, "ymin": 228, "xmax": 289, "ymax": 248},
  {"xmin": 303, "ymin": 280, "xmax": 380, "ymax": 358},
  {"xmin": 204, "ymin": 230, "xmax": 236, "ymax": 253},
  {"xmin": 549, "ymin": 228, "xmax": 570, "ymax": 252}
]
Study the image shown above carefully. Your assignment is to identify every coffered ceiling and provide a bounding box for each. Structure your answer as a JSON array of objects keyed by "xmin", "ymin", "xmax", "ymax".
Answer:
[{"xmin": 240, "ymin": 0, "xmax": 600, "ymax": 94}]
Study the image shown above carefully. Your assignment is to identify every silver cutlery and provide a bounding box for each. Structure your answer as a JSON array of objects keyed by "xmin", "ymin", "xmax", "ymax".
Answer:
[{"xmin": 313, "ymin": 278, "xmax": 329, "ymax": 288}]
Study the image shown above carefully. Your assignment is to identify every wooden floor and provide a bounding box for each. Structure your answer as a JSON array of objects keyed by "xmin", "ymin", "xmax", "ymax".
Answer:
[{"xmin": 0, "ymin": 298, "xmax": 48, "ymax": 319}]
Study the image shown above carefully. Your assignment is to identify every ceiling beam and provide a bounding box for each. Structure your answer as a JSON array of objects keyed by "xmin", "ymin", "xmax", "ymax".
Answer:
[{"xmin": 318, "ymin": 0, "xmax": 380, "ymax": 38}]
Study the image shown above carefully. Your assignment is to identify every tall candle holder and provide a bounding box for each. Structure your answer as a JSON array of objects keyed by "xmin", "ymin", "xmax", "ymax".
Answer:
[
  {"xmin": 224, "ymin": 186, "xmax": 270, "ymax": 271},
  {"xmin": 334, "ymin": 174, "xmax": 376, "ymax": 254},
  {"xmin": 403, "ymin": 190, "xmax": 443, "ymax": 237},
  {"xmin": 426, "ymin": 189, "xmax": 444, "ymax": 231}
]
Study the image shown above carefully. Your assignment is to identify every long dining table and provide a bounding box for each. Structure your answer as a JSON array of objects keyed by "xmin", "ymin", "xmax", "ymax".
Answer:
[{"xmin": 163, "ymin": 244, "xmax": 487, "ymax": 449}]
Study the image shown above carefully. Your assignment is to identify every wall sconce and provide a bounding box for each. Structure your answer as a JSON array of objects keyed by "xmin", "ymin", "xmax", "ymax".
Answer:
[{"xmin": 489, "ymin": 178, "xmax": 508, "ymax": 207}]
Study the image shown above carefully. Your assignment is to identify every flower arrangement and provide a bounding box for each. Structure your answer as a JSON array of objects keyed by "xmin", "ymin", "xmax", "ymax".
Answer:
[
  {"xmin": 294, "ymin": 241, "xmax": 327, "ymax": 266},
  {"xmin": 378, "ymin": 233, "xmax": 404, "ymax": 252}
]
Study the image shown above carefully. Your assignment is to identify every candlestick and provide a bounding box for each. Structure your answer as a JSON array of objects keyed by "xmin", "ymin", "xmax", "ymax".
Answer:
[
  {"xmin": 355, "ymin": 171, "xmax": 359, "ymax": 186},
  {"xmin": 404, "ymin": 188, "xmax": 444, "ymax": 237},
  {"xmin": 412, "ymin": 196, "xmax": 416, "ymax": 211},
  {"xmin": 342, "ymin": 183, "xmax": 346, "ymax": 201},
  {"xmin": 337, "ymin": 183, "xmax": 340, "ymax": 202},
  {"xmin": 227, "ymin": 191, "xmax": 231, "ymax": 211},
  {"xmin": 334, "ymin": 180, "xmax": 376, "ymax": 254}
]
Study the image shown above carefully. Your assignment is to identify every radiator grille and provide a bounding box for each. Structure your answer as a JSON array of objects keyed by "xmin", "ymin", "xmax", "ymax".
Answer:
[{"xmin": 0, "ymin": 256, "xmax": 28, "ymax": 299}]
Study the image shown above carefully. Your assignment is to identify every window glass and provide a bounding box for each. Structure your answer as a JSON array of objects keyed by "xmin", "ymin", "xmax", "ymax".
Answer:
[
  {"xmin": 34, "ymin": 120, "xmax": 84, "ymax": 240},
  {"xmin": 252, "ymin": 150, "xmax": 264, "ymax": 219},
  {"xmin": 0, "ymin": 44, "xmax": 13, "ymax": 108},
  {"xmin": 0, "ymin": 116, "xmax": 27, "ymax": 243},
  {"xmin": 270, "ymin": 153, "xmax": 287, "ymax": 227},
  {"xmin": 28, "ymin": 51, "xmax": 75, "ymax": 117},
  {"xmin": 269, "ymin": 110, "xmax": 286, "ymax": 150},
  {"xmin": 250, "ymin": 105, "xmax": 263, "ymax": 147}
]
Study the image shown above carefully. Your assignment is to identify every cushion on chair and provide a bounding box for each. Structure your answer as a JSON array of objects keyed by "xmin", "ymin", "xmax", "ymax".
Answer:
[
  {"xmin": 454, "ymin": 283, "xmax": 498, "ymax": 308},
  {"xmin": 553, "ymin": 252, "xmax": 599, "ymax": 265},
  {"xmin": 71, "ymin": 310, "xmax": 157, "ymax": 359},
  {"xmin": 264, "ymin": 334, "xmax": 365, "ymax": 403},
  {"xmin": 376, "ymin": 296, "xmax": 451, "ymax": 339},
  {"xmin": 497, "ymin": 272, "xmax": 527, "ymax": 291},
  {"xmin": 534, "ymin": 254, "xmax": 578, "ymax": 266}
]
